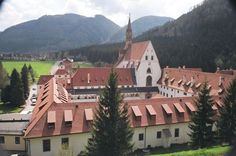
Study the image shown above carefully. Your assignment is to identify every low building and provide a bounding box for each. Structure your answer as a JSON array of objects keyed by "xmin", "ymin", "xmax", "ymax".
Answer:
[{"xmin": 0, "ymin": 113, "xmax": 31, "ymax": 152}]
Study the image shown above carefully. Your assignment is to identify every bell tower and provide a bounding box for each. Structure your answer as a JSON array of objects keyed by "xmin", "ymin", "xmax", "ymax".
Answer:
[{"xmin": 124, "ymin": 15, "xmax": 132, "ymax": 50}]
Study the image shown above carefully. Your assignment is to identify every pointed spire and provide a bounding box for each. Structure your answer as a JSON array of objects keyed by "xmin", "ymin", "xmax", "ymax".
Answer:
[{"xmin": 124, "ymin": 14, "xmax": 132, "ymax": 50}]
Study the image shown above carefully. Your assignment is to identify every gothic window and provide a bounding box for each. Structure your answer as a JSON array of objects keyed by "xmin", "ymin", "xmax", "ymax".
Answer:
[
  {"xmin": 146, "ymin": 76, "xmax": 152, "ymax": 86},
  {"xmin": 147, "ymin": 68, "xmax": 151, "ymax": 74}
]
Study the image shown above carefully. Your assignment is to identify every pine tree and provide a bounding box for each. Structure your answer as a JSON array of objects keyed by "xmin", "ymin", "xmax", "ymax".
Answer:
[
  {"xmin": 0, "ymin": 61, "xmax": 9, "ymax": 89},
  {"xmin": 28, "ymin": 64, "xmax": 35, "ymax": 83},
  {"xmin": 218, "ymin": 77, "xmax": 236, "ymax": 145},
  {"xmin": 189, "ymin": 81, "xmax": 215, "ymax": 148},
  {"xmin": 21, "ymin": 64, "xmax": 29, "ymax": 99},
  {"xmin": 85, "ymin": 70, "xmax": 133, "ymax": 156},
  {"xmin": 9, "ymin": 69, "xmax": 25, "ymax": 107}
]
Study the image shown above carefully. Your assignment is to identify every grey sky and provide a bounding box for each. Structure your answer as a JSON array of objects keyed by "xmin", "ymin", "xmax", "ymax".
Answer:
[{"xmin": 0, "ymin": 0, "xmax": 204, "ymax": 31}]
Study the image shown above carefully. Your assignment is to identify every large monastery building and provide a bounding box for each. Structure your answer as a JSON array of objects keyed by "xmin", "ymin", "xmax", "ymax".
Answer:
[{"xmin": 1, "ymin": 17, "xmax": 235, "ymax": 156}]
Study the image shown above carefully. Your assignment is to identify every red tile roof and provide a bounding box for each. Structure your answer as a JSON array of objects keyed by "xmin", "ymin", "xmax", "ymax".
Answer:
[
  {"xmin": 160, "ymin": 68, "xmax": 234, "ymax": 95},
  {"xmin": 124, "ymin": 41, "xmax": 150, "ymax": 61},
  {"xmin": 37, "ymin": 75, "xmax": 54, "ymax": 85},
  {"xmin": 55, "ymin": 69, "xmax": 69, "ymax": 75},
  {"xmin": 71, "ymin": 68, "xmax": 135, "ymax": 87},
  {"xmin": 25, "ymin": 96, "xmax": 202, "ymax": 138}
]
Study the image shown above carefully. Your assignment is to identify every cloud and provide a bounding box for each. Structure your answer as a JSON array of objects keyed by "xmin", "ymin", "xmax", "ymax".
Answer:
[{"xmin": 0, "ymin": 0, "xmax": 204, "ymax": 31}]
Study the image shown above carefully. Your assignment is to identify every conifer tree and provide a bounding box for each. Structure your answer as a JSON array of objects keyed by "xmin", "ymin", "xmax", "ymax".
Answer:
[
  {"xmin": 9, "ymin": 69, "xmax": 25, "ymax": 107},
  {"xmin": 85, "ymin": 70, "xmax": 133, "ymax": 156},
  {"xmin": 189, "ymin": 81, "xmax": 215, "ymax": 148},
  {"xmin": 21, "ymin": 64, "xmax": 29, "ymax": 99},
  {"xmin": 28, "ymin": 64, "xmax": 35, "ymax": 83},
  {"xmin": 0, "ymin": 61, "xmax": 9, "ymax": 90},
  {"xmin": 218, "ymin": 77, "xmax": 236, "ymax": 145}
]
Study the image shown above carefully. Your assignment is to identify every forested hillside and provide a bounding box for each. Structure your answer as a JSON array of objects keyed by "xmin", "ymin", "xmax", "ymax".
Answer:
[{"xmin": 67, "ymin": 0, "xmax": 236, "ymax": 72}]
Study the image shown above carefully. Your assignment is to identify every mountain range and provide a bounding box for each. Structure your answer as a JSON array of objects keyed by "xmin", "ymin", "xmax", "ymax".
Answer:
[
  {"xmin": 66, "ymin": 0, "xmax": 236, "ymax": 72},
  {"xmin": 0, "ymin": 14, "xmax": 172, "ymax": 53}
]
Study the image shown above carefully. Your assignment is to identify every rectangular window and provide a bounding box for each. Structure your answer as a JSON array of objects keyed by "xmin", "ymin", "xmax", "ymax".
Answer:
[
  {"xmin": 139, "ymin": 133, "xmax": 144, "ymax": 141},
  {"xmin": 151, "ymin": 56, "xmax": 154, "ymax": 60},
  {"xmin": 43, "ymin": 139, "xmax": 51, "ymax": 152},
  {"xmin": 61, "ymin": 137, "xmax": 69, "ymax": 149},
  {"xmin": 0, "ymin": 136, "xmax": 5, "ymax": 144},
  {"xmin": 184, "ymin": 92, "xmax": 187, "ymax": 95},
  {"xmin": 145, "ymin": 56, "xmax": 148, "ymax": 60},
  {"xmin": 175, "ymin": 128, "xmax": 179, "ymax": 137},
  {"xmin": 157, "ymin": 131, "xmax": 162, "ymax": 139},
  {"xmin": 15, "ymin": 137, "xmax": 20, "ymax": 144}
]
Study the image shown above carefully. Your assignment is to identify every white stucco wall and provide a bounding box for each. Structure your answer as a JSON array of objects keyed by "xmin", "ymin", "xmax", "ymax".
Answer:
[
  {"xmin": 0, "ymin": 135, "xmax": 25, "ymax": 151},
  {"xmin": 157, "ymin": 84, "xmax": 193, "ymax": 98},
  {"xmin": 132, "ymin": 123, "xmax": 191, "ymax": 149},
  {"xmin": 27, "ymin": 133, "xmax": 91, "ymax": 156},
  {"xmin": 26, "ymin": 123, "xmax": 191, "ymax": 156},
  {"xmin": 135, "ymin": 42, "xmax": 162, "ymax": 87}
]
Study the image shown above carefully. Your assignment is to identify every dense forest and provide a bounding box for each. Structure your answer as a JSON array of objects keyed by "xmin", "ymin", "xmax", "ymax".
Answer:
[{"xmin": 66, "ymin": 0, "xmax": 236, "ymax": 72}]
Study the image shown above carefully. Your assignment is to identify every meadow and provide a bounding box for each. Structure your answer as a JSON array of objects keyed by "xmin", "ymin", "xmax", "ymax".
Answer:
[
  {"xmin": 149, "ymin": 145, "xmax": 230, "ymax": 156},
  {"xmin": 2, "ymin": 61, "xmax": 55, "ymax": 78}
]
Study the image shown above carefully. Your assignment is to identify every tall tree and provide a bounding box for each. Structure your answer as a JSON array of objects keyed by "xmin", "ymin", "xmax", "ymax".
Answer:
[
  {"xmin": 0, "ymin": 61, "xmax": 9, "ymax": 89},
  {"xmin": 189, "ymin": 81, "xmax": 215, "ymax": 148},
  {"xmin": 21, "ymin": 64, "xmax": 29, "ymax": 99},
  {"xmin": 85, "ymin": 70, "xmax": 133, "ymax": 156},
  {"xmin": 28, "ymin": 64, "xmax": 35, "ymax": 83},
  {"xmin": 218, "ymin": 77, "xmax": 236, "ymax": 145},
  {"xmin": 9, "ymin": 69, "xmax": 25, "ymax": 107},
  {"xmin": 0, "ymin": 61, "xmax": 9, "ymax": 102}
]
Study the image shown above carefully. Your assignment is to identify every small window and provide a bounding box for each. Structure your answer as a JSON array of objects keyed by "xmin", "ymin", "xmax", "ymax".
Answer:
[
  {"xmin": 0, "ymin": 136, "xmax": 5, "ymax": 144},
  {"xmin": 139, "ymin": 133, "xmax": 144, "ymax": 141},
  {"xmin": 145, "ymin": 56, "xmax": 148, "ymax": 60},
  {"xmin": 184, "ymin": 92, "xmax": 187, "ymax": 95},
  {"xmin": 171, "ymin": 89, "xmax": 173, "ymax": 91},
  {"xmin": 151, "ymin": 56, "xmax": 154, "ymax": 60},
  {"xmin": 43, "ymin": 139, "xmax": 51, "ymax": 152},
  {"xmin": 15, "ymin": 137, "xmax": 20, "ymax": 144},
  {"xmin": 61, "ymin": 138, "xmax": 69, "ymax": 149},
  {"xmin": 147, "ymin": 68, "xmax": 151, "ymax": 73},
  {"xmin": 174, "ymin": 128, "xmax": 179, "ymax": 137},
  {"xmin": 177, "ymin": 90, "xmax": 179, "ymax": 93},
  {"xmin": 157, "ymin": 131, "xmax": 162, "ymax": 139},
  {"xmin": 65, "ymin": 121, "xmax": 72, "ymax": 127},
  {"xmin": 166, "ymin": 94, "xmax": 168, "ymax": 97}
]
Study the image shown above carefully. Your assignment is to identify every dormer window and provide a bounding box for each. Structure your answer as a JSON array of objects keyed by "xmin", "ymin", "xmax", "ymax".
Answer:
[
  {"xmin": 47, "ymin": 111, "xmax": 56, "ymax": 129},
  {"xmin": 131, "ymin": 106, "xmax": 142, "ymax": 120},
  {"xmin": 64, "ymin": 110, "xmax": 73, "ymax": 127}
]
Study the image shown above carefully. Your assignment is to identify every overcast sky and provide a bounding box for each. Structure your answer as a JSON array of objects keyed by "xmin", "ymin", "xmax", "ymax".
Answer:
[{"xmin": 0, "ymin": 0, "xmax": 204, "ymax": 31}]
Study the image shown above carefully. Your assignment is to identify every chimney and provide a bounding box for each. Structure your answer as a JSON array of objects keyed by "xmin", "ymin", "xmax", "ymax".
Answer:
[{"xmin": 87, "ymin": 73, "xmax": 90, "ymax": 84}]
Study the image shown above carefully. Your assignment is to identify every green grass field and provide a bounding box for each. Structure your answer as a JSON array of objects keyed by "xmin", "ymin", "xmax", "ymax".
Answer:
[
  {"xmin": 149, "ymin": 145, "xmax": 230, "ymax": 156},
  {"xmin": 2, "ymin": 61, "xmax": 54, "ymax": 78}
]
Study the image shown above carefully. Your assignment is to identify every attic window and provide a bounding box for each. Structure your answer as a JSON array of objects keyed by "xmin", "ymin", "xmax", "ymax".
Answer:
[
  {"xmin": 145, "ymin": 105, "xmax": 156, "ymax": 116},
  {"xmin": 64, "ymin": 110, "xmax": 73, "ymax": 127},
  {"xmin": 216, "ymin": 101, "xmax": 222, "ymax": 107},
  {"xmin": 85, "ymin": 109, "xmax": 93, "ymax": 121},
  {"xmin": 170, "ymin": 78, "xmax": 175, "ymax": 83},
  {"xmin": 195, "ymin": 83, "xmax": 201, "ymax": 88},
  {"xmin": 131, "ymin": 106, "xmax": 142, "ymax": 118},
  {"xmin": 47, "ymin": 111, "xmax": 56, "ymax": 129},
  {"xmin": 161, "ymin": 104, "xmax": 173, "ymax": 115},
  {"xmin": 178, "ymin": 79, "xmax": 182, "ymax": 85},
  {"xmin": 185, "ymin": 102, "xmax": 196, "ymax": 112},
  {"xmin": 173, "ymin": 103, "xmax": 185, "ymax": 113}
]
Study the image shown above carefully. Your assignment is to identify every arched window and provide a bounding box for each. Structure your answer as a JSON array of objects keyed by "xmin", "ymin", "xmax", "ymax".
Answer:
[
  {"xmin": 147, "ymin": 68, "xmax": 151, "ymax": 73},
  {"xmin": 146, "ymin": 76, "xmax": 152, "ymax": 86}
]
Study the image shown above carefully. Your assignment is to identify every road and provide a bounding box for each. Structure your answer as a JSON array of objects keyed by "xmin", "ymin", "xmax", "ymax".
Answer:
[{"xmin": 20, "ymin": 84, "xmax": 37, "ymax": 114}]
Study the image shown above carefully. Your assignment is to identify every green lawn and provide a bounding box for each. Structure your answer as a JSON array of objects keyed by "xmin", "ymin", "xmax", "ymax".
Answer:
[
  {"xmin": 2, "ymin": 61, "xmax": 54, "ymax": 78},
  {"xmin": 76, "ymin": 61, "xmax": 93, "ymax": 68},
  {"xmin": 0, "ymin": 102, "xmax": 23, "ymax": 114},
  {"xmin": 149, "ymin": 145, "xmax": 230, "ymax": 156}
]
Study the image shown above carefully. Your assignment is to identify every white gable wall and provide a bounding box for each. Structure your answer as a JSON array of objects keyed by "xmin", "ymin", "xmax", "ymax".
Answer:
[{"xmin": 135, "ymin": 42, "xmax": 162, "ymax": 87}]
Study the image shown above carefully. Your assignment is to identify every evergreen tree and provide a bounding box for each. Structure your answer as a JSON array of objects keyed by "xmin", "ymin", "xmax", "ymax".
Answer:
[
  {"xmin": 189, "ymin": 81, "xmax": 215, "ymax": 148},
  {"xmin": 9, "ymin": 69, "xmax": 25, "ymax": 107},
  {"xmin": 85, "ymin": 70, "xmax": 133, "ymax": 156},
  {"xmin": 21, "ymin": 64, "xmax": 29, "ymax": 99},
  {"xmin": 28, "ymin": 64, "xmax": 35, "ymax": 83},
  {"xmin": 1, "ymin": 85, "xmax": 11, "ymax": 103},
  {"xmin": 0, "ymin": 61, "xmax": 9, "ymax": 102},
  {"xmin": 218, "ymin": 77, "xmax": 236, "ymax": 145}
]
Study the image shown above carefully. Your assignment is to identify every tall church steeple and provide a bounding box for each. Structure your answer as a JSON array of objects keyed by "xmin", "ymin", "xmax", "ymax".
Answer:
[{"xmin": 124, "ymin": 14, "xmax": 132, "ymax": 50}]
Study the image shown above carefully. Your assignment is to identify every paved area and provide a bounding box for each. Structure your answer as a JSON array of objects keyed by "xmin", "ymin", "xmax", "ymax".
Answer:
[{"xmin": 20, "ymin": 84, "xmax": 37, "ymax": 114}]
